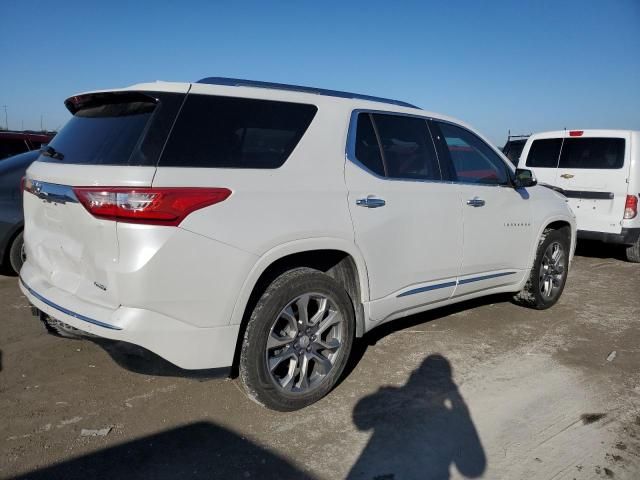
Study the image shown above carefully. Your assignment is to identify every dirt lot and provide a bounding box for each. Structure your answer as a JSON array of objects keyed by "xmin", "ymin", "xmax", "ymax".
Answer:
[{"xmin": 1, "ymin": 243, "xmax": 639, "ymax": 480}]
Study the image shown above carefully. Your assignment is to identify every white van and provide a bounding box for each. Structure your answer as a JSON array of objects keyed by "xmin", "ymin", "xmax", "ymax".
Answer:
[{"xmin": 520, "ymin": 130, "xmax": 640, "ymax": 262}]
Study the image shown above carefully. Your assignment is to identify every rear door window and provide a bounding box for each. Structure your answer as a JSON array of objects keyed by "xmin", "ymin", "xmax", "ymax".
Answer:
[
  {"xmin": 354, "ymin": 113, "xmax": 385, "ymax": 176},
  {"xmin": 558, "ymin": 138, "xmax": 625, "ymax": 169},
  {"xmin": 526, "ymin": 139, "xmax": 563, "ymax": 168},
  {"xmin": 40, "ymin": 92, "xmax": 163, "ymax": 166},
  {"xmin": 370, "ymin": 113, "xmax": 441, "ymax": 181},
  {"xmin": 435, "ymin": 122, "xmax": 510, "ymax": 185},
  {"xmin": 160, "ymin": 95, "xmax": 317, "ymax": 168}
]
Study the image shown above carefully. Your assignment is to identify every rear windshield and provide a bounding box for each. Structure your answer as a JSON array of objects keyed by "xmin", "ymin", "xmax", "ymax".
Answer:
[
  {"xmin": 558, "ymin": 138, "xmax": 625, "ymax": 169},
  {"xmin": 526, "ymin": 138, "xmax": 562, "ymax": 168},
  {"xmin": 39, "ymin": 93, "xmax": 158, "ymax": 166},
  {"xmin": 159, "ymin": 94, "xmax": 317, "ymax": 168}
]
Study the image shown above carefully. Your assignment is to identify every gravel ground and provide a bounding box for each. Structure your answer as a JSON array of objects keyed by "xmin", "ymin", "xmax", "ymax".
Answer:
[{"xmin": 1, "ymin": 242, "xmax": 639, "ymax": 479}]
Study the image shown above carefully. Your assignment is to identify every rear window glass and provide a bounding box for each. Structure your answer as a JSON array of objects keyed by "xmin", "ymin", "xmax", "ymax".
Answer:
[
  {"xmin": 526, "ymin": 139, "xmax": 562, "ymax": 168},
  {"xmin": 160, "ymin": 95, "xmax": 317, "ymax": 168},
  {"xmin": 559, "ymin": 138, "xmax": 625, "ymax": 169},
  {"xmin": 40, "ymin": 94, "xmax": 157, "ymax": 165}
]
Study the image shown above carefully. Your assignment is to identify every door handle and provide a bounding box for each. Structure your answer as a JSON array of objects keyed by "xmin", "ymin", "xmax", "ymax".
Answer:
[
  {"xmin": 356, "ymin": 196, "xmax": 386, "ymax": 208},
  {"xmin": 466, "ymin": 197, "xmax": 485, "ymax": 207}
]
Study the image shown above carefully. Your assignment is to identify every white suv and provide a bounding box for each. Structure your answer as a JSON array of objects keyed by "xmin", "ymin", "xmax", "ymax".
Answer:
[
  {"xmin": 519, "ymin": 130, "xmax": 640, "ymax": 262},
  {"xmin": 20, "ymin": 78, "xmax": 576, "ymax": 410}
]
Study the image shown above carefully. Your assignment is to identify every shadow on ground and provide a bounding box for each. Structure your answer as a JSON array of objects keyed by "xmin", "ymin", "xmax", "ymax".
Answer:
[
  {"xmin": 14, "ymin": 355, "xmax": 486, "ymax": 480},
  {"xmin": 347, "ymin": 354, "xmax": 486, "ymax": 480},
  {"xmin": 12, "ymin": 421, "xmax": 315, "ymax": 480},
  {"xmin": 574, "ymin": 239, "xmax": 627, "ymax": 260}
]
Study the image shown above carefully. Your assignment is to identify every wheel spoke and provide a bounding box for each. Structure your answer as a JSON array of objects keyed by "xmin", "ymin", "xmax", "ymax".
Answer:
[
  {"xmin": 268, "ymin": 348, "xmax": 296, "ymax": 372},
  {"xmin": 295, "ymin": 295, "xmax": 310, "ymax": 327},
  {"xmin": 310, "ymin": 351, "xmax": 333, "ymax": 375},
  {"xmin": 297, "ymin": 354, "xmax": 310, "ymax": 390},
  {"xmin": 309, "ymin": 297, "xmax": 328, "ymax": 326},
  {"xmin": 315, "ymin": 336, "xmax": 340, "ymax": 351},
  {"xmin": 316, "ymin": 310, "xmax": 342, "ymax": 336},
  {"xmin": 267, "ymin": 331, "xmax": 295, "ymax": 350}
]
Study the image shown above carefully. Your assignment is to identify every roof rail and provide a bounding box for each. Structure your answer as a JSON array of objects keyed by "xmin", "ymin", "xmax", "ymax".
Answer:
[{"xmin": 196, "ymin": 77, "xmax": 419, "ymax": 109}]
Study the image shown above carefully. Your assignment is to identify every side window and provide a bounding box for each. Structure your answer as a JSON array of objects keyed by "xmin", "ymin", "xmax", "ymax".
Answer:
[
  {"xmin": 559, "ymin": 138, "xmax": 625, "ymax": 169},
  {"xmin": 436, "ymin": 122, "xmax": 510, "ymax": 185},
  {"xmin": 371, "ymin": 113, "xmax": 441, "ymax": 181},
  {"xmin": 160, "ymin": 95, "xmax": 317, "ymax": 168},
  {"xmin": 526, "ymin": 139, "xmax": 563, "ymax": 168},
  {"xmin": 354, "ymin": 114, "xmax": 385, "ymax": 176}
]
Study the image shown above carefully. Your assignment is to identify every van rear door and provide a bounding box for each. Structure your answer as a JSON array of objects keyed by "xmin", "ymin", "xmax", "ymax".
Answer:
[
  {"xmin": 23, "ymin": 89, "xmax": 186, "ymax": 309},
  {"xmin": 555, "ymin": 131, "xmax": 630, "ymax": 234}
]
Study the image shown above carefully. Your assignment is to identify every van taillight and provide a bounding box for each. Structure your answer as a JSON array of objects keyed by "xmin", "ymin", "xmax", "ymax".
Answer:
[
  {"xmin": 73, "ymin": 187, "xmax": 232, "ymax": 226},
  {"xmin": 569, "ymin": 130, "xmax": 584, "ymax": 137},
  {"xmin": 624, "ymin": 195, "xmax": 638, "ymax": 220},
  {"xmin": 21, "ymin": 176, "xmax": 26, "ymax": 192}
]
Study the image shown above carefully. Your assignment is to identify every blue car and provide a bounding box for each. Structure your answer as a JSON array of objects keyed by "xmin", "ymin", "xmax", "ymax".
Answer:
[{"xmin": 0, "ymin": 150, "xmax": 40, "ymax": 274}]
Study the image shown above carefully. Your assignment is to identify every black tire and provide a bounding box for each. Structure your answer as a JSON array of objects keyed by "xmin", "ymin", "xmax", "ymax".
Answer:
[
  {"xmin": 626, "ymin": 238, "xmax": 640, "ymax": 263},
  {"xmin": 8, "ymin": 231, "xmax": 25, "ymax": 275},
  {"xmin": 239, "ymin": 267, "xmax": 355, "ymax": 411},
  {"xmin": 514, "ymin": 228, "xmax": 570, "ymax": 310}
]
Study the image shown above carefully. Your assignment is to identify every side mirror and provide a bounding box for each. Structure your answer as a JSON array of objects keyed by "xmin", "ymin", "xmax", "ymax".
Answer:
[{"xmin": 514, "ymin": 168, "xmax": 537, "ymax": 188}]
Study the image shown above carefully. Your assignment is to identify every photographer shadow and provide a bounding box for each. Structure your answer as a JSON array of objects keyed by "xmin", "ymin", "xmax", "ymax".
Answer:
[{"xmin": 347, "ymin": 354, "xmax": 486, "ymax": 480}]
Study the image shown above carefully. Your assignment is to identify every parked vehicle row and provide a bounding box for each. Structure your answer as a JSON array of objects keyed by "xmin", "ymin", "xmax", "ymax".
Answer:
[
  {"xmin": 0, "ymin": 131, "xmax": 53, "ymax": 160},
  {"xmin": 18, "ymin": 78, "xmax": 577, "ymax": 410}
]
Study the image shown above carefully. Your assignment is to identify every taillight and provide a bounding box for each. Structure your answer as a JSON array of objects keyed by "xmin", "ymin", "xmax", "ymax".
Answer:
[
  {"xmin": 569, "ymin": 130, "xmax": 584, "ymax": 137},
  {"xmin": 21, "ymin": 176, "xmax": 26, "ymax": 192},
  {"xmin": 624, "ymin": 194, "xmax": 638, "ymax": 220},
  {"xmin": 72, "ymin": 187, "xmax": 231, "ymax": 226}
]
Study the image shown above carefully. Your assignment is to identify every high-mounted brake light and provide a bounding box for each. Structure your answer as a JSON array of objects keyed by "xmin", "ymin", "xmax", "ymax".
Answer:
[
  {"xmin": 624, "ymin": 194, "xmax": 638, "ymax": 220},
  {"xmin": 569, "ymin": 130, "xmax": 584, "ymax": 137},
  {"xmin": 72, "ymin": 187, "xmax": 232, "ymax": 226}
]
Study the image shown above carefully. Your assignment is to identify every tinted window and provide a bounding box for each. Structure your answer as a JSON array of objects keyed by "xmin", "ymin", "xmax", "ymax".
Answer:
[
  {"xmin": 371, "ymin": 114, "xmax": 440, "ymax": 180},
  {"xmin": 0, "ymin": 139, "xmax": 29, "ymax": 160},
  {"xmin": 559, "ymin": 138, "xmax": 625, "ymax": 169},
  {"xmin": 437, "ymin": 122, "xmax": 509, "ymax": 185},
  {"xmin": 502, "ymin": 139, "xmax": 526, "ymax": 166},
  {"xmin": 354, "ymin": 114, "xmax": 385, "ymax": 176},
  {"xmin": 41, "ymin": 94, "xmax": 158, "ymax": 165},
  {"xmin": 161, "ymin": 95, "xmax": 317, "ymax": 168},
  {"xmin": 526, "ymin": 139, "xmax": 562, "ymax": 168}
]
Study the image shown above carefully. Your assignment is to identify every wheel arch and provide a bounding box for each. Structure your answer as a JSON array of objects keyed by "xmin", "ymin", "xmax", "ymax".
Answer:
[
  {"xmin": 530, "ymin": 217, "xmax": 575, "ymax": 268},
  {"xmin": 228, "ymin": 238, "xmax": 370, "ymax": 376}
]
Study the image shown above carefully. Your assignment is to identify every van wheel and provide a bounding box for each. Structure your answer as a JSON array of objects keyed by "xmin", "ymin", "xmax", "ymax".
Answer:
[
  {"xmin": 8, "ymin": 231, "xmax": 25, "ymax": 275},
  {"xmin": 626, "ymin": 238, "xmax": 640, "ymax": 263},
  {"xmin": 239, "ymin": 267, "xmax": 355, "ymax": 411},
  {"xmin": 514, "ymin": 228, "xmax": 570, "ymax": 309}
]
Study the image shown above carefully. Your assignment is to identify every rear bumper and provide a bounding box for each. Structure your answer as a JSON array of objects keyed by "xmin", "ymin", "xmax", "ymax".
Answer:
[
  {"xmin": 577, "ymin": 228, "xmax": 640, "ymax": 246},
  {"xmin": 19, "ymin": 276, "xmax": 239, "ymax": 370}
]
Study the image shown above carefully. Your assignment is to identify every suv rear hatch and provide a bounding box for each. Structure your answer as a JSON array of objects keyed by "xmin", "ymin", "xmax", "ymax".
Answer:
[{"xmin": 23, "ymin": 88, "xmax": 187, "ymax": 309}]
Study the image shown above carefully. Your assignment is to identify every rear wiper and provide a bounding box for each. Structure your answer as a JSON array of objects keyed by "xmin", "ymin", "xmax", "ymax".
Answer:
[{"xmin": 41, "ymin": 145, "xmax": 64, "ymax": 160}]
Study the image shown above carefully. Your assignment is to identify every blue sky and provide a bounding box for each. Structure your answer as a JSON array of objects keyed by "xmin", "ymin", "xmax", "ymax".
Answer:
[{"xmin": 1, "ymin": 0, "xmax": 639, "ymax": 145}]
